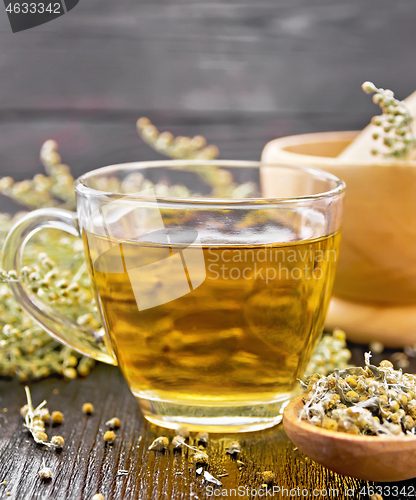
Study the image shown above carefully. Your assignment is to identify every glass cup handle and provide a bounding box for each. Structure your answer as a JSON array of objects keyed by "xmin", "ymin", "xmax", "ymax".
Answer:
[{"xmin": 2, "ymin": 208, "xmax": 116, "ymax": 365}]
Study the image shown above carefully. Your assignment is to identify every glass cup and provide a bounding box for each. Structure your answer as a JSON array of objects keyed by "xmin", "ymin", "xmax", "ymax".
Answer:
[{"xmin": 3, "ymin": 160, "xmax": 345, "ymax": 432}]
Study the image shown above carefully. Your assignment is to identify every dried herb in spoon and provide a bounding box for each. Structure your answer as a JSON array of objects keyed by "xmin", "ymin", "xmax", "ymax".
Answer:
[{"xmin": 300, "ymin": 352, "xmax": 416, "ymax": 436}]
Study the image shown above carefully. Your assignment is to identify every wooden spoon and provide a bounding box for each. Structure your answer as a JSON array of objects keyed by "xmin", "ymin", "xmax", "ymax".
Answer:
[{"xmin": 283, "ymin": 395, "xmax": 416, "ymax": 482}]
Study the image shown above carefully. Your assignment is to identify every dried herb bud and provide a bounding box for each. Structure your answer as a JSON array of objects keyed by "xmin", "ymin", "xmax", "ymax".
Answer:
[
  {"xmin": 378, "ymin": 395, "xmax": 388, "ymax": 406},
  {"xmin": 39, "ymin": 409, "xmax": 50, "ymax": 422},
  {"xmin": 8, "ymin": 270, "xmax": 18, "ymax": 280},
  {"xmin": 403, "ymin": 415, "xmax": 415, "ymax": 430},
  {"xmin": 172, "ymin": 435, "xmax": 186, "ymax": 449},
  {"xmin": 345, "ymin": 376, "xmax": 357, "ymax": 389},
  {"xmin": 34, "ymin": 431, "xmax": 48, "ymax": 442},
  {"xmin": 63, "ymin": 367, "xmax": 77, "ymax": 379},
  {"xmin": 103, "ymin": 431, "xmax": 116, "ymax": 444},
  {"xmin": 38, "ymin": 467, "xmax": 52, "ymax": 480},
  {"xmin": 379, "ymin": 360, "xmax": 394, "ymax": 369},
  {"xmin": 51, "ymin": 411, "xmax": 64, "ymax": 424},
  {"xmin": 148, "ymin": 436, "xmax": 169, "ymax": 451},
  {"xmin": 225, "ymin": 440, "xmax": 241, "ymax": 455},
  {"xmin": 345, "ymin": 391, "xmax": 359, "ymax": 403},
  {"xmin": 32, "ymin": 421, "xmax": 46, "ymax": 432},
  {"xmin": 105, "ymin": 417, "xmax": 120, "ymax": 429},
  {"xmin": 389, "ymin": 401, "xmax": 400, "ymax": 412},
  {"xmin": 260, "ymin": 471, "xmax": 275, "ymax": 483},
  {"xmin": 51, "ymin": 436, "xmax": 65, "ymax": 448},
  {"xmin": 192, "ymin": 451, "xmax": 209, "ymax": 464},
  {"xmin": 322, "ymin": 417, "xmax": 338, "ymax": 431},
  {"xmin": 196, "ymin": 431, "xmax": 209, "ymax": 445},
  {"xmin": 389, "ymin": 412, "xmax": 402, "ymax": 424},
  {"xmin": 92, "ymin": 495, "xmax": 105, "ymax": 500},
  {"xmin": 82, "ymin": 403, "xmax": 94, "ymax": 415}
]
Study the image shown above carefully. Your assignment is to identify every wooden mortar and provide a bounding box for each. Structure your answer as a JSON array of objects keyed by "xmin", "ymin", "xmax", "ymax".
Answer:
[{"xmin": 261, "ymin": 131, "xmax": 416, "ymax": 347}]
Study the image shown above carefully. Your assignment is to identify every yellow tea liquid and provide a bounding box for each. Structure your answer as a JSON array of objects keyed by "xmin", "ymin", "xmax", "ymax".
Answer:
[{"xmin": 84, "ymin": 230, "xmax": 340, "ymax": 411}]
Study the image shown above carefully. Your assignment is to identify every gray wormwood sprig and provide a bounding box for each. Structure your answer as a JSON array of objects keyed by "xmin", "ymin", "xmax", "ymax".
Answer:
[
  {"xmin": 301, "ymin": 352, "xmax": 416, "ymax": 436},
  {"xmin": 137, "ymin": 117, "xmax": 257, "ymax": 199},
  {"xmin": 0, "ymin": 228, "xmax": 97, "ymax": 381},
  {"xmin": 0, "ymin": 143, "xmax": 97, "ymax": 381},
  {"xmin": 137, "ymin": 117, "xmax": 220, "ymax": 161},
  {"xmin": 304, "ymin": 328, "xmax": 352, "ymax": 378},
  {"xmin": 362, "ymin": 81, "xmax": 416, "ymax": 159},
  {"xmin": 0, "ymin": 140, "xmax": 75, "ymax": 210},
  {"xmin": 22, "ymin": 386, "xmax": 64, "ymax": 448}
]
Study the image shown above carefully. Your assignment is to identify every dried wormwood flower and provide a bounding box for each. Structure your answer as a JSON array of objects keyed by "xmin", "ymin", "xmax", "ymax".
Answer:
[
  {"xmin": 148, "ymin": 436, "xmax": 169, "ymax": 451},
  {"xmin": 137, "ymin": 117, "xmax": 219, "ymax": 161},
  {"xmin": 51, "ymin": 411, "xmax": 64, "ymax": 425},
  {"xmin": 103, "ymin": 431, "xmax": 116, "ymax": 444},
  {"xmin": 362, "ymin": 81, "xmax": 416, "ymax": 159},
  {"xmin": 304, "ymin": 329, "xmax": 352, "ymax": 378},
  {"xmin": 260, "ymin": 471, "xmax": 275, "ymax": 484},
  {"xmin": 22, "ymin": 387, "xmax": 64, "ymax": 448},
  {"xmin": 51, "ymin": 436, "xmax": 64, "ymax": 448},
  {"xmin": 105, "ymin": 417, "xmax": 120, "ymax": 429},
  {"xmin": 192, "ymin": 451, "xmax": 209, "ymax": 464},
  {"xmin": 0, "ymin": 209, "xmax": 98, "ymax": 383},
  {"xmin": 38, "ymin": 466, "xmax": 52, "ymax": 480},
  {"xmin": 91, "ymin": 495, "xmax": 105, "ymax": 500},
  {"xmin": 39, "ymin": 409, "xmax": 50, "ymax": 422},
  {"xmin": 0, "ymin": 138, "xmax": 100, "ymax": 384},
  {"xmin": 82, "ymin": 403, "xmax": 94, "ymax": 415},
  {"xmin": 301, "ymin": 352, "xmax": 416, "ymax": 436},
  {"xmin": 172, "ymin": 435, "xmax": 186, "ymax": 449},
  {"xmin": 225, "ymin": 440, "xmax": 241, "ymax": 455}
]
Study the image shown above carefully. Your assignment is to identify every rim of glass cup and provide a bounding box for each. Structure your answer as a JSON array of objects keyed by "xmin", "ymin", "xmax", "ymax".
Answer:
[{"xmin": 74, "ymin": 160, "xmax": 345, "ymax": 206}]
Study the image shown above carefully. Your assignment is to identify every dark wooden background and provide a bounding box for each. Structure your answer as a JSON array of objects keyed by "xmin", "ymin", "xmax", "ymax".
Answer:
[
  {"xmin": 1, "ymin": 2, "xmax": 416, "ymax": 498},
  {"xmin": 0, "ymin": 0, "xmax": 415, "ymax": 210}
]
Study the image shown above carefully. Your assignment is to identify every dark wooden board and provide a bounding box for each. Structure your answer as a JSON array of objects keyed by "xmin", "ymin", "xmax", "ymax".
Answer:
[
  {"xmin": 0, "ymin": 0, "xmax": 415, "ymax": 114},
  {"xmin": 1, "ymin": 347, "xmax": 416, "ymax": 500}
]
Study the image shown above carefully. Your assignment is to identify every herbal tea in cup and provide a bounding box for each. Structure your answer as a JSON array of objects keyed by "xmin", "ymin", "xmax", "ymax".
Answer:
[{"xmin": 3, "ymin": 161, "xmax": 345, "ymax": 432}]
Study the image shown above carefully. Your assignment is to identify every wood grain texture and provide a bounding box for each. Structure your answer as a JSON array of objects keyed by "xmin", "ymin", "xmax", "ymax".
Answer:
[
  {"xmin": 0, "ymin": 112, "xmax": 368, "ymax": 213},
  {"xmin": 0, "ymin": 0, "xmax": 415, "ymax": 114},
  {"xmin": 1, "ymin": 348, "xmax": 416, "ymax": 499}
]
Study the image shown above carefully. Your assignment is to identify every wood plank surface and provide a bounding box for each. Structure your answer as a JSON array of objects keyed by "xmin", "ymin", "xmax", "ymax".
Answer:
[{"xmin": 1, "ymin": 347, "xmax": 416, "ymax": 499}]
